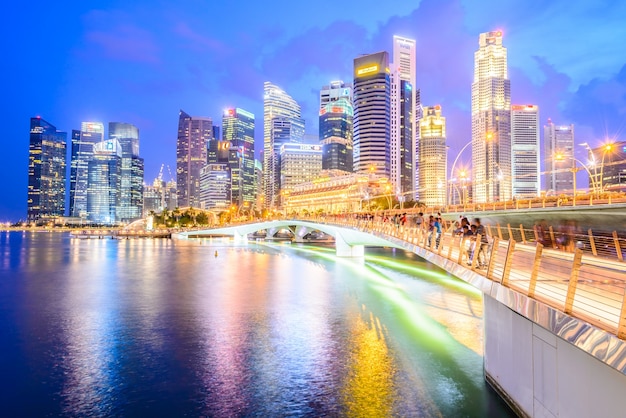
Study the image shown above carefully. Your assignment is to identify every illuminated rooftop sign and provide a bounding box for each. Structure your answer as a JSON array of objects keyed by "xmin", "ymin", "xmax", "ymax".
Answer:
[{"xmin": 356, "ymin": 64, "xmax": 379, "ymax": 76}]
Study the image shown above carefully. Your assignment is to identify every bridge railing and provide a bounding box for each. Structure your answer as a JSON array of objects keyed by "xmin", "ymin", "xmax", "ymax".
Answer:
[{"xmin": 325, "ymin": 217, "xmax": 626, "ymax": 340}]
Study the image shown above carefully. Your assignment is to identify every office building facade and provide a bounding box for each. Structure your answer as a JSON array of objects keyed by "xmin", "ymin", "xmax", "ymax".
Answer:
[
  {"xmin": 109, "ymin": 122, "xmax": 144, "ymax": 221},
  {"xmin": 319, "ymin": 97, "xmax": 353, "ymax": 173},
  {"xmin": 353, "ymin": 51, "xmax": 391, "ymax": 177},
  {"xmin": 176, "ymin": 110, "xmax": 213, "ymax": 208},
  {"xmin": 471, "ymin": 31, "xmax": 512, "ymax": 203},
  {"xmin": 263, "ymin": 82, "xmax": 305, "ymax": 208},
  {"xmin": 87, "ymin": 139, "xmax": 122, "ymax": 224},
  {"xmin": 544, "ymin": 120, "xmax": 575, "ymax": 194},
  {"xmin": 27, "ymin": 117, "xmax": 67, "ymax": 223},
  {"xmin": 69, "ymin": 122, "xmax": 104, "ymax": 218},
  {"xmin": 222, "ymin": 108, "xmax": 255, "ymax": 205},
  {"xmin": 418, "ymin": 106, "xmax": 447, "ymax": 207},
  {"xmin": 511, "ymin": 105, "xmax": 540, "ymax": 197},
  {"xmin": 391, "ymin": 36, "xmax": 417, "ymax": 196},
  {"xmin": 279, "ymin": 143, "xmax": 323, "ymax": 207}
]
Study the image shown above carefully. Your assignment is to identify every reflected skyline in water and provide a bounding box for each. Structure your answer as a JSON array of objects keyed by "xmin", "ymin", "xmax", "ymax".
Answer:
[{"xmin": 0, "ymin": 232, "xmax": 513, "ymax": 416}]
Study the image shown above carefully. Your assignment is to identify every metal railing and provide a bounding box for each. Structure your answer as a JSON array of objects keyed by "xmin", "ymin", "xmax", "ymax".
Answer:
[{"xmin": 327, "ymin": 217, "xmax": 626, "ymax": 340}]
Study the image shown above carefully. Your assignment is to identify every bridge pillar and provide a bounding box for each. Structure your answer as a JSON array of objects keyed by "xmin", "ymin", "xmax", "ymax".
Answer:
[
  {"xmin": 268, "ymin": 227, "xmax": 278, "ymax": 238},
  {"xmin": 334, "ymin": 232, "xmax": 364, "ymax": 257},
  {"xmin": 233, "ymin": 231, "xmax": 246, "ymax": 243},
  {"xmin": 293, "ymin": 225, "xmax": 309, "ymax": 243}
]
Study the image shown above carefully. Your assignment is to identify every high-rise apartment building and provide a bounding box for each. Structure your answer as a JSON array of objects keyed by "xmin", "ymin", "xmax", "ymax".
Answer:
[
  {"xmin": 319, "ymin": 97, "xmax": 353, "ymax": 173},
  {"xmin": 109, "ymin": 122, "xmax": 144, "ymax": 221},
  {"xmin": 176, "ymin": 110, "xmax": 213, "ymax": 208},
  {"xmin": 391, "ymin": 36, "xmax": 417, "ymax": 196},
  {"xmin": 87, "ymin": 139, "xmax": 122, "ymax": 224},
  {"xmin": 353, "ymin": 52, "xmax": 391, "ymax": 177},
  {"xmin": 544, "ymin": 120, "xmax": 575, "ymax": 194},
  {"xmin": 69, "ymin": 122, "xmax": 104, "ymax": 218},
  {"xmin": 27, "ymin": 117, "xmax": 67, "ymax": 223},
  {"xmin": 511, "ymin": 105, "xmax": 540, "ymax": 197},
  {"xmin": 418, "ymin": 106, "xmax": 447, "ymax": 207},
  {"xmin": 471, "ymin": 31, "xmax": 512, "ymax": 203},
  {"xmin": 263, "ymin": 82, "xmax": 304, "ymax": 208},
  {"xmin": 222, "ymin": 108, "xmax": 255, "ymax": 205}
]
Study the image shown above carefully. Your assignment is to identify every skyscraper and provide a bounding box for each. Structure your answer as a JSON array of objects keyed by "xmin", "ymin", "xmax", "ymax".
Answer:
[
  {"xmin": 471, "ymin": 30, "xmax": 512, "ymax": 203},
  {"xmin": 319, "ymin": 97, "xmax": 353, "ymax": 173},
  {"xmin": 222, "ymin": 108, "xmax": 255, "ymax": 205},
  {"xmin": 320, "ymin": 81, "xmax": 352, "ymax": 108},
  {"xmin": 87, "ymin": 139, "xmax": 122, "ymax": 224},
  {"xmin": 418, "ymin": 106, "xmax": 447, "ymax": 207},
  {"xmin": 511, "ymin": 105, "xmax": 540, "ymax": 197},
  {"xmin": 263, "ymin": 82, "xmax": 304, "ymax": 209},
  {"xmin": 27, "ymin": 117, "xmax": 67, "ymax": 223},
  {"xmin": 176, "ymin": 110, "xmax": 213, "ymax": 208},
  {"xmin": 69, "ymin": 122, "xmax": 104, "ymax": 218},
  {"xmin": 391, "ymin": 36, "xmax": 417, "ymax": 196},
  {"xmin": 353, "ymin": 51, "xmax": 391, "ymax": 177},
  {"xmin": 544, "ymin": 120, "xmax": 575, "ymax": 194},
  {"xmin": 109, "ymin": 122, "xmax": 144, "ymax": 221}
]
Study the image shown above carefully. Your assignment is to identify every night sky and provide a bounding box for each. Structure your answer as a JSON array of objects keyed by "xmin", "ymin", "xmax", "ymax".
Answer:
[{"xmin": 3, "ymin": 0, "xmax": 625, "ymax": 221}]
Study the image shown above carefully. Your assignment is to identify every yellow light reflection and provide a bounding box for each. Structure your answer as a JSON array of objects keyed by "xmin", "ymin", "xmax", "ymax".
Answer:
[{"xmin": 342, "ymin": 309, "xmax": 395, "ymax": 417}]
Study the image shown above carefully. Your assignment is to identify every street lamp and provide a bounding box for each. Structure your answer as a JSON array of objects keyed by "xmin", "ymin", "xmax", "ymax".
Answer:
[
  {"xmin": 459, "ymin": 169, "xmax": 468, "ymax": 207},
  {"xmin": 599, "ymin": 143, "xmax": 614, "ymax": 194},
  {"xmin": 554, "ymin": 153, "xmax": 595, "ymax": 204},
  {"xmin": 448, "ymin": 139, "xmax": 473, "ymax": 205}
]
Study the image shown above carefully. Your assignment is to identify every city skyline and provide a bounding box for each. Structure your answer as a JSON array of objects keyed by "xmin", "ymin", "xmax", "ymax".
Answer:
[{"xmin": 4, "ymin": 0, "xmax": 626, "ymax": 220}]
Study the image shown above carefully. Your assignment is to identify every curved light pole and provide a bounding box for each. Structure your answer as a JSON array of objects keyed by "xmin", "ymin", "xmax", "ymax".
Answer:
[
  {"xmin": 599, "ymin": 143, "xmax": 614, "ymax": 194},
  {"xmin": 555, "ymin": 153, "xmax": 595, "ymax": 204},
  {"xmin": 448, "ymin": 139, "xmax": 473, "ymax": 205}
]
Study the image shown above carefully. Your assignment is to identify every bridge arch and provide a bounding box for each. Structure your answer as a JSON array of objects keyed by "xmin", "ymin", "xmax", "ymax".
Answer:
[{"xmin": 174, "ymin": 220, "xmax": 403, "ymax": 257}]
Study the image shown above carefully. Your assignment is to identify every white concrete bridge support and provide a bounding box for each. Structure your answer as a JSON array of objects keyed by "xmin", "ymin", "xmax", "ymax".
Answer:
[
  {"xmin": 293, "ymin": 225, "xmax": 309, "ymax": 243},
  {"xmin": 334, "ymin": 231, "xmax": 364, "ymax": 257}
]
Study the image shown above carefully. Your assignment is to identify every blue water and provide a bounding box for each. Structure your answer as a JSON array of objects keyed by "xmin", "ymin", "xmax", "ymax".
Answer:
[{"xmin": 0, "ymin": 231, "xmax": 513, "ymax": 416}]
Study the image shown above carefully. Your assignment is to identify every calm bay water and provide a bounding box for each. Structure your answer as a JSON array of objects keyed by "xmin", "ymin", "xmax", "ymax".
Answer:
[{"xmin": 0, "ymin": 231, "xmax": 513, "ymax": 417}]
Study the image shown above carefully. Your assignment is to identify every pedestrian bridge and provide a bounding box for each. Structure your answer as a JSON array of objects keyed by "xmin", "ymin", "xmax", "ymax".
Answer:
[
  {"xmin": 174, "ymin": 220, "xmax": 403, "ymax": 257},
  {"xmin": 176, "ymin": 217, "xmax": 626, "ymax": 417}
]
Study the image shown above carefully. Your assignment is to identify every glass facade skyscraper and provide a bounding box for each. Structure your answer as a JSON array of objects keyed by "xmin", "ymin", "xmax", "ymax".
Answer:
[
  {"xmin": 544, "ymin": 120, "xmax": 575, "ymax": 194},
  {"xmin": 353, "ymin": 51, "xmax": 391, "ymax": 177},
  {"xmin": 263, "ymin": 82, "xmax": 304, "ymax": 209},
  {"xmin": 222, "ymin": 108, "xmax": 255, "ymax": 205},
  {"xmin": 109, "ymin": 122, "xmax": 144, "ymax": 221},
  {"xmin": 87, "ymin": 139, "xmax": 122, "ymax": 224},
  {"xmin": 69, "ymin": 122, "xmax": 104, "ymax": 218},
  {"xmin": 471, "ymin": 31, "xmax": 512, "ymax": 203},
  {"xmin": 319, "ymin": 98, "xmax": 353, "ymax": 173},
  {"xmin": 27, "ymin": 117, "xmax": 67, "ymax": 223},
  {"xmin": 176, "ymin": 110, "xmax": 213, "ymax": 208}
]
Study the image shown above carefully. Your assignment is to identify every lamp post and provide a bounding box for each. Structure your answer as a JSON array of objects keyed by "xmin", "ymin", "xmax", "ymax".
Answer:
[
  {"xmin": 448, "ymin": 139, "xmax": 473, "ymax": 206},
  {"xmin": 554, "ymin": 153, "xmax": 594, "ymax": 205},
  {"xmin": 459, "ymin": 169, "xmax": 468, "ymax": 208},
  {"xmin": 599, "ymin": 143, "xmax": 614, "ymax": 195}
]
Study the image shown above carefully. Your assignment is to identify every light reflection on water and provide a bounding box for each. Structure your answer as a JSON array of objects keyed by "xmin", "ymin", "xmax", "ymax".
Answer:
[{"xmin": 0, "ymin": 232, "xmax": 513, "ymax": 416}]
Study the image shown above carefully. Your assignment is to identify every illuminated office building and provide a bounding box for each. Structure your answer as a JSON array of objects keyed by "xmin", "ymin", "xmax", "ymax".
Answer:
[
  {"xmin": 109, "ymin": 122, "xmax": 144, "ymax": 221},
  {"xmin": 320, "ymin": 81, "xmax": 352, "ymax": 108},
  {"xmin": 69, "ymin": 121, "xmax": 104, "ymax": 218},
  {"xmin": 222, "ymin": 108, "xmax": 255, "ymax": 205},
  {"xmin": 418, "ymin": 106, "xmax": 447, "ymax": 207},
  {"xmin": 199, "ymin": 164, "xmax": 231, "ymax": 212},
  {"xmin": 391, "ymin": 36, "xmax": 417, "ymax": 196},
  {"xmin": 27, "ymin": 117, "xmax": 67, "ymax": 223},
  {"xmin": 319, "ymin": 97, "xmax": 353, "ymax": 173},
  {"xmin": 279, "ymin": 143, "xmax": 322, "ymax": 197},
  {"xmin": 471, "ymin": 30, "xmax": 512, "ymax": 203},
  {"xmin": 87, "ymin": 139, "xmax": 122, "ymax": 224},
  {"xmin": 511, "ymin": 105, "xmax": 540, "ymax": 197},
  {"xmin": 544, "ymin": 120, "xmax": 574, "ymax": 194},
  {"xmin": 353, "ymin": 51, "xmax": 391, "ymax": 177},
  {"xmin": 176, "ymin": 110, "xmax": 213, "ymax": 208},
  {"xmin": 263, "ymin": 82, "xmax": 305, "ymax": 208}
]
